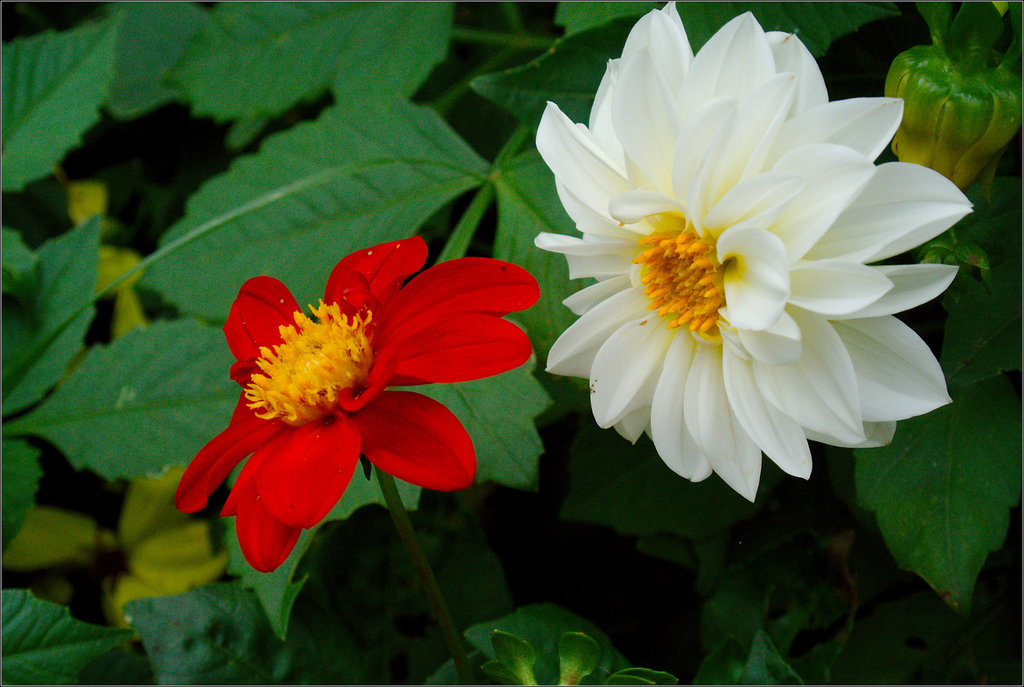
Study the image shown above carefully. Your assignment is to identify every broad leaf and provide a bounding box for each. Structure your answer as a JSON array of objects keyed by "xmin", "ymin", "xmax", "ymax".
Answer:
[
  {"xmin": 1, "ymin": 16, "xmax": 119, "ymax": 191},
  {"xmin": 1, "ymin": 226, "xmax": 37, "ymax": 300},
  {"xmin": 1, "ymin": 589, "xmax": 133, "ymax": 685},
  {"xmin": 475, "ymin": 3, "xmax": 899, "ymax": 129},
  {"xmin": 408, "ymin": 361, "xmax": 550, "ymax": 491},
  {"xmin": 740, "ymin": 631, "xmax": 804, "ymax": 685},
  {"xmin": 5, "ymin": 319, "xmax": 237, "ymax": 480},
  {"xmin": 1, "ymin": 218, "xmax": 101, "ymax": 415},
  {"xmin": 855, "ymin": 376, "xmax": 1022, "ymax": 612},
  {"xmin": 141, "ymin": 98, "xmax": 487, "ymax": 320},
  {"xmin": 170, "ymin": 2, "xmax": 452, "ymax": 122},
  {"xmin": 105, "ymin": 1, "xmax": 207, "ymax": 119},
  {"xmin": 494, "ymin": 151, "xmax": 585, "ymax": 364},
  {"xmin": 554, "ymin": 2, "xmax": 660, "ymax": 35},
  {"xmin": 562, "ymin": 424, "xmax": 779, "ymax": 540},
  {"xmin": 126, "ymin": 582, "xmax": 364, "ymax": 684},
  {"xmin": 1, "ymin": 439, "xmax": 42, "ymax": 551}
]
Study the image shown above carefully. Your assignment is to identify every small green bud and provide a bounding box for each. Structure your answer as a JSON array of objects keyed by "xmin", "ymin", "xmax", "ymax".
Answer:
[{"xmin": 885, "ymin": 3, "xmax": 1022, "ymax": 193}]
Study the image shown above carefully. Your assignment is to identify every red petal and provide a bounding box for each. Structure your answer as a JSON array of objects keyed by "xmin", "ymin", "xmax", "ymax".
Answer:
[
  {"xmin": 223, "ymin": 276, "xmax": 302, "ymax": 361},
  {"xmin": 378, "ymin": 258, "xmax": 539, "ymax": 340},
  {"xmin": 324, "ymin": 236, "xmax": 427, "ymax": 309},
  {"xmin": 383, "ymin": 315, "xmax": 533, "ymax": 385},
  {"xmin": 255, "ymin": 416, "xmax": 361, "ymax": 528},
  {"xmin": 175, "ymin": 399, "xmax": 285, "ymax": 513},
  {"xmin": 233, "ymin": 478, "xmax": 302, "ymax": 573},
  {"xmin": 353, "ymin": 390, "xmax": 475, "ymax": 491}
]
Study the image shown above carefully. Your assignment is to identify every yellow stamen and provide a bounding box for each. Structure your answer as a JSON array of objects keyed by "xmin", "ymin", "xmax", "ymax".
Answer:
[
  {"xmin": 244, "ymin": 301, "xmax": 373, "ymax": 426},
  {"xmin": 632, "ymin": 216, "xmax": 725, "ymax": 340}
]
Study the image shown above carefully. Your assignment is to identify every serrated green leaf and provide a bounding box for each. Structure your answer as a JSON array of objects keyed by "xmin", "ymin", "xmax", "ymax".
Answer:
[
  {"xmin": 170, "ymin": 2, "xmax": 452, "ymax": 122},
  {"xmin": 105, "ymin": 1, "xmax": 206, "ymax": 119},
  {"xmin": 562, "ymin": 424, "xmax": 778, "ymax": 540},
  {"xmin": 559, "ymin": 632, "xmax": 601, "ymax": 685},
  {"xmin": 494, "ymin": 151, "xmax": 584, "ymax": 363},
  {"xmin": 465, "ymin": 603, "xmax": 630, "ymax": 686},
  {"xmin": 5, "ymin": 319, "xmax": 237, "ymax": 480},
  {"xmin": 2, "ymin": 217, "xmax": 101, "ymax": 415},
  {"xmin": 855, "ymin": 376, "xmax": 1022, "ymax": 612},
  {"xmin": 140, "ymin": 98, "xmax": 486, "ymax": 321},
  {"xmin": 475, "ymin": 3, "xmax": 898, "ymax": 129},
  {"xmin": 126, "ymin": 582, "xmax": 363, "ymax": 683},
  {"xmin": 1, "ymin": 17, "xmax": 119, "ymax": 191},
  {"xmin": 407, "ymin": 362, "xmax": 550, "ymax": 491},
  {"xmin": 1, "ymin": 589, "xmax": 133, "ymax": 685},
  {"xmin": 1, "ymin": 439, "xmax": 42, "ymax": 551}
]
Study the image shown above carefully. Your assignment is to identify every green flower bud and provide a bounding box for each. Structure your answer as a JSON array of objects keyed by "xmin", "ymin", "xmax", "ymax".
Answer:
[{"xmin": 885, "ymin": 2, "xmax": 1022, "ymax": 193}]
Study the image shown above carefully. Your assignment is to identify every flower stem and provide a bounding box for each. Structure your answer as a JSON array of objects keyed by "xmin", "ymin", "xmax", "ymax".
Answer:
[{"xmin": 377, "ymin": 470, "xmax": 473, "ymax": 684}]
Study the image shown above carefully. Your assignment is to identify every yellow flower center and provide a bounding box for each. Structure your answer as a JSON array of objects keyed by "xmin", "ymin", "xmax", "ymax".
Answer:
[
  {"xmin": 244, "ymin": 300, "xmax": 373, "ymax": 426},
  {"xmin": 633, "ymin": 214, "xmax": 725, "ymax": 339}
]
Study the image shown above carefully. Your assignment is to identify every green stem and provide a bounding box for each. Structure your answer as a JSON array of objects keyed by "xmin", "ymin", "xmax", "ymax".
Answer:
[
  {"xmin": 377, "ymin": 470, "xmax": 472, "ymax": 684},
  {"xmin": 500, "ymin": 2, "xmax": 526, "ymax": 34},
  {"xmin": 450, "ymin": 25, "xmax": 552, "ymax": 51},
  {"xmin": 437, "ymin": 124, "xmax": 532, "ymax": 262}
]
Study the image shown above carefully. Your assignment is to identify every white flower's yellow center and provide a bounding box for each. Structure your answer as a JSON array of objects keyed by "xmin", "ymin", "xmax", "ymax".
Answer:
[
  {"xmin": 633, "ymin": 214, "xmax": 724, "ymax": 340},
  {"xmin": 244, "ymin": 301, "xmax": 373, "ymax": 426}
]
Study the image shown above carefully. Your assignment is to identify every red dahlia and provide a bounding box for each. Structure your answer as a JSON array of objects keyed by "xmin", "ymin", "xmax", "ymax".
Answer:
[{"xmin": 175, "ymin": 237, "xmax": 539, "ymax": 571}]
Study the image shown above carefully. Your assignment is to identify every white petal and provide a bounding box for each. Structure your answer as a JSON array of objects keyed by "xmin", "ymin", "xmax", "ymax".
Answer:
[
  {"xmin": 768, "ymin": 143, "xmax": 876, "ymax": 261},
  {"xmin": 703, "ymin": 172, "xmax": 804, "ymax": 239},
  {"xmin": 609, "ymin": 189, "xmax": 685, "ymax": 225},
  {"xmin": 770, "ymin": 97, "xmax": 904, "ymax": 164},
  {"xmin": 753, "ymin": 309, "xmax": 865, "ymax": 445},
  {"xmin": 613, "ymin": 51, "xmax": 679, "ymax": 191},
  {"xmin": 766, "ymin": 31, "xmax": 828, "ymax": 116},
  {"xmin": 723, "ymin": 348, "xmax": 812, "ymax": 478},
  {"xmin": 621, "ymin": 3, "xmax": 693, "ymax": 89},
  {"xmin": 833, "ymin": 317, "xmax": 951, "ymax": 422},
  {"xmin": 612, "ymin": 406, "xmax": 650, "ymax": 443},
  {"xmin": 650, "ymin": 332, "xmax": 711, "ymax": 479},
  {"xmin": 591, "ymin": 318, "xmax": 674, "ymax": 426},
  {"xmin": 807, "ymin": 162, "xmax": 972, "ymax": 263},
  {"xmin": 547, "ymin": 287, "xmax": 649, "ymax": 377},
  {"xmin": 835, "ymin": 263, "xmax": 958, "ymax": 319},
  {"xmin": 563, "ymin": 275, "xmax": 631, "ymax": 316},
  {"xmin": 534, "ymin": 233, "xmax": 634, "ymax": 280},
  {"xmin": 806, "ymin": 420, "xmax": 895, "ymax": 448},
  {"xmin": 788, "ymin": 260, "xmax": 894, "ymax": 316},
  {"xmin": 555, "ymin": 179, "xmax": 638, "ymax": 241},
  {"xmin": 677, "ymin": 13, "xmax": 776, "ymax": 118},
  {"xmin": 738, "ymin": 309, "xmax": 802, "ymax": 365},
  {"xmin": 536, "ymin": 102, "xmax": 630, "ymax": 219},
  {"xmin": 588, "ymin": 61, "xmax": 624, "ymax": 165},
  {"xmin": 672, "ymin": 95, "xmax": 738, "ymax": 205},
  {"xmin": 718, "ymin": 226, "xmax": 790, "ymax": 330},
  {"xmin": 683, "ymin": 345, "xmax": 763, "ymax": 501}
]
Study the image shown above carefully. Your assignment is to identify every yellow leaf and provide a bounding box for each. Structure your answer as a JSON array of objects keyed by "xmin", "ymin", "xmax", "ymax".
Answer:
[
  {"xmin": 117, "ymin": 467, "xmax": 190, "ymax": 552},
  {"xmin": 2, "ymin": 506, "xmax": 109, "ymax": 571},
  {"xmin": 67, "ymin": 180, "xmax": 108, "ymax": 226},
  {"xmin": 128, "ymin": 521, "xmax": 228, "ymax": 592}
]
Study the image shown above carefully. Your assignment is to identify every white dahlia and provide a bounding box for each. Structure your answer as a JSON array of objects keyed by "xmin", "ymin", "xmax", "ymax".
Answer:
[{"xmin": 535, "ymin": 4, "xmax": 972, "ymax": 500}]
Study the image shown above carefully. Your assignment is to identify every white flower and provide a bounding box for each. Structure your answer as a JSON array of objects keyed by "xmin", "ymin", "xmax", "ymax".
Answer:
[{"xmin": 534, "ymin": 3, "xmax": 972, "ymax": 501}]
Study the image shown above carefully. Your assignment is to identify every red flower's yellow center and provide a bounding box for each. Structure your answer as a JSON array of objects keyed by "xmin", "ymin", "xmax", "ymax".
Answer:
[
  {"xmin": 633, "ymin": 214, "xmax": 724, "ymax": 339},
  {"xmin": 244, "ymin": 300, "xmax": 373, "ymax": 426}
]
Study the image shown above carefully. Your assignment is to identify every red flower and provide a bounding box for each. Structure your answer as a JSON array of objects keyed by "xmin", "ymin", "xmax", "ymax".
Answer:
[{"xmin": 175, "ymin": 237, "xmax": 539, "ymax": 572}]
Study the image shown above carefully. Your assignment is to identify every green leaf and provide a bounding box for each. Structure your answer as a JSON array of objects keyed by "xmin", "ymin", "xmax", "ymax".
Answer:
[
  {"xmin": 140, "ymin": 98, "xmax": 486, "ymax": 321},
  {"xmin": 1, "ymin": 589, "xmax": 133, "ymax": 685},
  {"xmin": 605, "ymin": 667, "xmax": 678, "ymax": 685},
  {"xmin": 562, "ymin": 424, "xmax": 777, "ymax": 541},
  {"xmin": 5, "ymin": 319, "xmax": 238, "ymax": 480},
  {"xmin": 126, "ymin": 582, "xmax": 364, "ymax": 683},
  {"xmin": 693, "ymin": 638, "xmax": 747, "ymax": 685},
  {"xmin": 493, "ymin": 151, "xmax": 584, "ymax": 363},
  {"xmin": 554, "ymin": 3, "xmax": 660, "ymax": 35},
  {"xmin": 740, "ymin": 631, "xmax": 804, "ymax": 685},
  {"xmin": 482, "ymin": 659, "xmax": 522, "ymax": 685},
  {"xmin": 475, "ymin": 3, "xmax": 898, "ymax": 129},
  {"xmin": 105, "ymin": 1, "xmax": 207, "ymax": 119},
  {"xmin": 170, "ymin": 2, "xmax": 452, "ymax": 122},
  {"xmin": 1, "ymin": 440, "xmax": 42, "ymax": 551},
  {"xmin": 464, "ymin": 603, "xmax": 630, "ymax": 686},
  {"xmin": 2, "ymin": 218, "xmax": 101, "ymax": 415},
  {"xmin": 559, "ymin": 632, "xmax": 601, "ymax": 685},
  {"xmin": 491, "ymin": 631, "xmax": 538, "ymax": 685},
  {"xmin": 407, "ymin": 362, "xmax": 550, "ymax": 491},
  {"xmin": 76, "ymin": 647, "xmax": 155, "ymax": 685},
  {"xmin": 1, "ymin": 17, "xmax": 119, "ymax": 192},
  {"xmin": 1, "ymin": 226, "xmax": 37, "ymax": 300},
  {"xmin": 855, "ymin": 376, "xmax": 1022, "ymax": 612}
]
